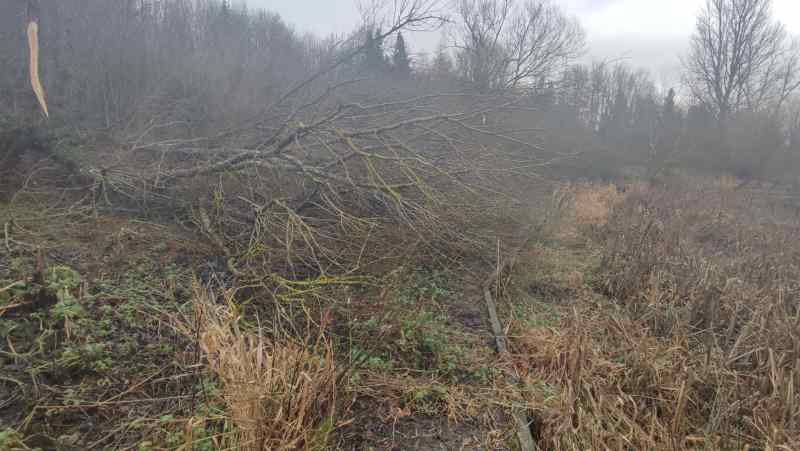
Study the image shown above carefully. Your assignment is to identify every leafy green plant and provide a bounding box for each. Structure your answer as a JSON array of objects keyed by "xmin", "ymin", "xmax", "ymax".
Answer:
[
  {"xmin": 0, "ymin": 428, "xmax": 39, "ymax": 451},
  {"xmin": 45, "ymin": 265, "xmax": 81, "ymax": 294},
  {"xmin": 399, "ymin": 311, "xmax": 465, "ymax": 378},
  {"xmin": 50, "ymin": 295, "xmax": 84, "ymax": 323},
  {"xmin": 397, "ymin": 269, "xmax": 453, "ymax": 305},
  {"xmin": 43, "ymin": 266, "xmax": 86, "ymax": 327},
  {"xmin": 62, "ymin": 387, "xmax": 85, "ymax": 407},
  {"xmin": 0, "ymin": 318, "xmax": 17, "ymax": 338},
  {"xmin": 403, "ymin": 384, "xmax": 449, "ymax": 416},
  {"xmin": 350, "ymin": 345, "xmax": 393, "ymax": 371},
  {"xmin": 0, "ymin": 281, "xmax": 29, "ymax": 305},
  {"xmin": 468, "ymin": 366, "xmax": 497, "ymax": 384},
  {"xmin": 58, "ymin": 342, "xmax": 112, "ymax": 372}
]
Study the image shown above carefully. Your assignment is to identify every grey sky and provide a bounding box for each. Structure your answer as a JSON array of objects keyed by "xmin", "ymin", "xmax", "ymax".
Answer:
[{"xmin": 245, "ymin": 0, "xmax": 800, "ymax": 87}]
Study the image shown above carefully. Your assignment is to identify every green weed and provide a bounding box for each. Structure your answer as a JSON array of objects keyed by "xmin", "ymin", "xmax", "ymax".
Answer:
[
  {"xmin": 403, "ymin": 384, "xmax": 449, "ymax": 416},
  {"xmin": 58, "ymin": 342, "xmax": 112, "ymax": 373},
  {"xmin": 0, "ymin": 428, "xmax": 38, "ymax": 451}
]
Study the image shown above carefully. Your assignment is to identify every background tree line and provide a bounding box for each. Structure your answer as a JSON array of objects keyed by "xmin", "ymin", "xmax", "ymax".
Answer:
[
  {"xmin": 414, "ymin": 0, "xmax": 800, "ymax": 184},
  {"xmin": 3, "ymin": 0, "xmax": 800, "ymax": 185},
  {"xmin": 1, "ymin": 0, "xmax": 340, "ymax": 131}
]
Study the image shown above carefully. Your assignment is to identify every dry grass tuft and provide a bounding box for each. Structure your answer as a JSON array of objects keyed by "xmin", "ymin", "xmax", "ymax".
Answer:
[
  {"xmin": 594, "ymin": 181, "xmax": 800, "ymax": 448},
  {"xmin": 191, "ymin": 284, "xmax": 342, "ymax": 451},
  {"xmin": 547, "ymin": 182, "xmax": 627, "ymax": 243},
  {"xmin": 573, "ymin": 183, "xmax": 623, "ymax": 228},
  {"xmin": 516, "ymin": 310, "xmax": 693, "ymax": 450},
  {"xmin": 508, "ymin": 179, "xmax": 800, "ymax": 450},
  {"xmin": 713, "ymin": 174, "xmax": 740, "ymax": 191}
]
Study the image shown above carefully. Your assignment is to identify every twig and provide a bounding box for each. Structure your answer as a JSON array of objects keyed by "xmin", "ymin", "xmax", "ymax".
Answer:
[
  {"xmin": 0, "ymin": 302, "xmax": 25, "ymax": 317},
  {"xmin": 482, "ymin": 229, "xmax": 536, "ymax": 451},
  {"xmin": 3, "ymin": 222, "xmax": 10, "ymax": 252},
  {"xmin": 38, "ymin": 394, "xmax": 195, "ymax": 410},
  {"xmin": 0, "ymin": 281, "xmax": 26, "ymax": 293}
]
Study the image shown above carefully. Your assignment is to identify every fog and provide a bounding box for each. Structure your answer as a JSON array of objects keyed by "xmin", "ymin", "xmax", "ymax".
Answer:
[
  {"xmin": 4, "ymin": 0, "xmax": 800, "ymax": 184},
  {"xmin": 252, "ymin": 0, "xmax": 800, "ymax": 83}
]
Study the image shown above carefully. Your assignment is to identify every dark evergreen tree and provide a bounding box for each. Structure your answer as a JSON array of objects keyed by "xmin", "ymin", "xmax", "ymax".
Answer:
[
  {"xmin": 611, "ymin": 84, "xmax": 628, "ymax": 127},
  {"xmin": 685, "ymin": 103, "xmax": 716, "ymax": 166},
  {"xmin": 664, "ymin": 89, "xmax": 683, "ymax": 132},
  {"xmin": 364, "ymin": 28, "xmax": 386, "ymax": 73},
  {"xmin": 657, "ymin": 88, "xmax": 681, "ymax": 152},
  {"xmin": 663, "ymin": 88, "xmax": 676, "ymax": 118},
  {"xmin": 392, "ymin": 32, "xmax": 411, "ymax": 79},
  {"xmin": 364, "ymin": 28, "xmax": 375, "ymax": 67},
  {"xmin": 375, "ymin": 28, "xmax": 387, "ymax": 71},
  {"xmin": 601, "ymin": 79, "xmax": 629, "ymax": 145},
  {"xmin": 430, "ymin": 41, "xmax": 454, "ymax": 80}
]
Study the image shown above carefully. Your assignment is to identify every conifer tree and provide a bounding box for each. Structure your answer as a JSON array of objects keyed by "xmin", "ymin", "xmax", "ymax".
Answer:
[{"xmin": 392, "ymin": 32, "xmax": 411, "ymax": 79}]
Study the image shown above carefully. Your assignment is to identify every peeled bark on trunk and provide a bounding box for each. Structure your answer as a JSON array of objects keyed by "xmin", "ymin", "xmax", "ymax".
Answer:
[{"xmin": 27, "ymin": 0, "xmax": 48, "ymax": 118}]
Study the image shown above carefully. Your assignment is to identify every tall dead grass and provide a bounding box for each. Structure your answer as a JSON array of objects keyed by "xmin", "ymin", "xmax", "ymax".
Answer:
[
  {"xmin": 573, "ymin": 183, "xmax": 624, "ymax": 228},
  {"xmin": 598, "ymin": 183, "xmax": 800, "ymax": 448},
  {"xmin": 547, "ymin": 182, "xmax": 626, "ymax": 242},
  {"xmin": 516, "ymin": 180, "xmax": 800, "ymax": 450},
  {"xmin": 190, "ymin": 284, "xmax": 343, "ymax": 450},
  {"xmin": 517, "ymin": 311, "xmax": 697, "ymax": 450}
]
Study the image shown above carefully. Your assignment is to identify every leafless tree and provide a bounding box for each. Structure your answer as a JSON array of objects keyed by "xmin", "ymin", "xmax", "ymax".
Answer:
[
  {"xmin": 504, "ymin": 1, "xmax": 585, "ymax": 89},
  {"xmin": 452, "ymin": 0, "xmax": 584, "ymax": 93},
  {"xmin": 684, "ymin": 0, "xmax": 800, "ymax": 125},
  {"xmin": 59, "ymin": 0, "xmax": 551, "ymax": 283}
]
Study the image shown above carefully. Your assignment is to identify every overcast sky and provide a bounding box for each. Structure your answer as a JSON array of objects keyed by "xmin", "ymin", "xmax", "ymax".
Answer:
[{"xmin": 245, "ymin": 0, "xmax": 800, "ymax": 88}]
